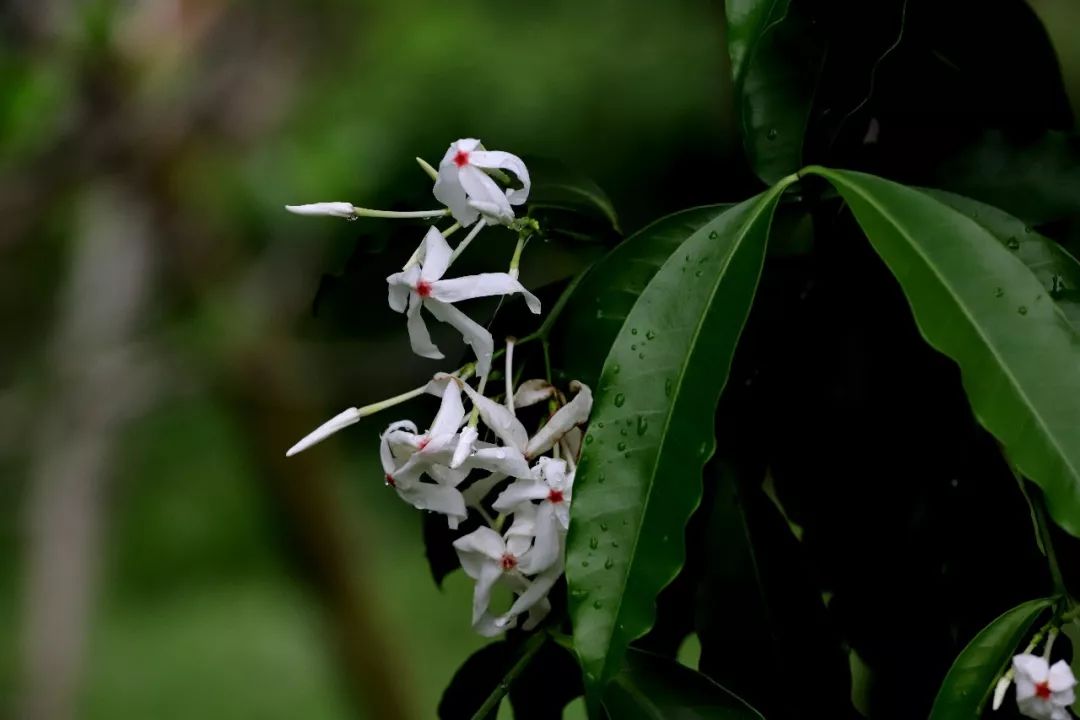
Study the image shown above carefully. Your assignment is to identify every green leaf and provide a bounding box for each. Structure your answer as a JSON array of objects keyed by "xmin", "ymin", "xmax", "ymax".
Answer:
[
  {"xmin": 566, "ymin": 183, "xmax": 791, "ymax": 703},
  {"xmin": 806, "ymin": 166, "xmax": 1080, "ymax": 538},
  {"xmin": 928, "ymin": 598, "xmax": 1052, "ymax": 719},
  {"xmin": 726, "ymin": 0, "xmax": 824, "ymax": 184},
  {"xmin": 920, "ymin": 188, "xmax": 1080, "ymax": 330},
  {"xmin": 602, "ymin": 648, "xmax": 764, "ymax": 720},
  {"xmin": 550, "ymin": 205, "xmax": 731, "ymax": 388},
  {"xmin": 525, "ymin": 156, "xmax": 621, "ymax": 245}
]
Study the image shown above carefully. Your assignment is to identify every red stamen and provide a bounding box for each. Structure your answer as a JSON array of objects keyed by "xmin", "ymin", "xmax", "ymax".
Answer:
[
  {"xmin": 1035, "ymin": 681, "xmax": 1052, "ymax": 700},
  {"xmin": 385, "ymin": 474, "xmax": 396, "ymax": 488},
  {"xmin": 416, "ymin": 280, "xmax": 433, "ymax": 298},
  {"xmin": 453, "ymin": 150, "xmax": 470, "ymax": 167},
  {"xmin": 548, "ymin": 489, "xmax": 565, "ymax": 504},
  {"xmin": 417, "ymin": 436, "xmax": 430, "ymax": 450},
  {"xmin": 500, "ymin": 553, "xmax": 517, "ymax": 571}
]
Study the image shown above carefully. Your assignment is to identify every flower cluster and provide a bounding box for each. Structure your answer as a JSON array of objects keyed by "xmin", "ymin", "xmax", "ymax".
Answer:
[
  {"xmin": 993, "ymin": 643, "xmax": 1078, "ymax": 720},
  {"xmin": 285, "ymin": 139, "xmax": 592, "ymax": 635}
]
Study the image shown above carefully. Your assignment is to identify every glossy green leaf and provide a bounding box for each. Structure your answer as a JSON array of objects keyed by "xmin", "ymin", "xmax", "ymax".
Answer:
[
  {"xmin": 921, "ymin": 188, "xmax": 1080, "ymax": 329},
  {"xmin": 602, "ymin": 648, "xmax": 764, "ymax": 720},
  {"xmin": 566, "ymin": 183, "xmax": 791, "ymax": 703},
  {"xmin": 727, "ymin": 0, "xmax": 824, "ymax": 184},
  {"xmin": 807, "ymin": 166, "xmax": 1080, "ymax": 538},
  {"xmin": 550, "ymin": 204, "xmax": 730, "ymax": 388},
  {"xmin": 929, "ymin": 598, "xmax": 1051, "ymax": 719}
]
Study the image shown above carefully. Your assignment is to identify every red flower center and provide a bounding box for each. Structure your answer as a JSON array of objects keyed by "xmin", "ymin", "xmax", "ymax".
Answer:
[
  {"xmin": 417, "ymin": 436, "xmax": 430, "ymax": 450},
  {"xmin": 548, "ymin": 489, "xmax": 565, "ymax": 504},
  {"xmin": 453, "ymin": 150, "xmax": 470, "ymax": 167},
  {"xmin": 1035, "ymin": 681, "xmax": 1052, "ymax": 700},
  {"xmin": 500, "ymin": 553, "xmax": 517, "ymax": 571},
  {"xmin": 385, "ymin": 474, "xmax": 396, "ymax": 488},
  {"xmin": 416, "ymin": 280, "xmax": 433, "ymax": 298}
]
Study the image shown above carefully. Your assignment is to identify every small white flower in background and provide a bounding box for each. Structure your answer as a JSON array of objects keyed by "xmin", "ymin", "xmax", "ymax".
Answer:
[
  {"xmin": 387, "ymin": 227, "xmax": 540, "ymax": 378},
  {"xmin": 493, "ymin": 456, "xmax": 574, "ymax": 574},
  {"xmin": 284, "ymin": 201, "xmax": 357, "ymax": 218},
  {"xmin": 1011, "ymin": 654, "xmax": 1077, "ymax": 720},
  {"xmin": 433, "ymin": 138, "xmax": 531, "ymax": 226}
]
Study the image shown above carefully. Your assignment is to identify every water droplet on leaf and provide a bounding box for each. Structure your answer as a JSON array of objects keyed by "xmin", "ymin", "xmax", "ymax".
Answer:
[
  {"xmin": 645, "ymin": 330, "xmax": 656, "ymax": 340},
  {"xmin": 614, "ymin": 393, "xmax": 626, "ymax": 407},
  {"xmin": 636, "ymin": 416, "xmax": 648, "ymax": 436},
  {"xmin": 589, "ymin": 537, "xmax": 599, "ymax": 550},
  {"xmin": 994, "ymin": 287, "xmax": 1004, "ymax": 298},
  {"xmin": 1018, "ymin": 305, "xmax": 1028, "ymax": 315},
  {"xmin": 617, "ymin": 441, "xmax": 627, "ymax": 451},
  {"xmin": 1006, "ymin": 237, "xmax": 1020, "ymax": 250},
  {"xmin": 604, "ymin": 558, "xmax": 615, "ymax": 569}
]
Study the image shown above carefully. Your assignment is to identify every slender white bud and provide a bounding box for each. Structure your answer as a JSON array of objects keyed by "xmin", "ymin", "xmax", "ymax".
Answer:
[
  {"xmin": 452, "ymin": 427, "xmax": 478, "ymax": 469},
  {"xmin": 992, "ymin": 674, "xmax": 1011, "ymax": 710},
  {"xmin": 286, "ymin": 407, "xmax": 362, "ymax": 457},
  {"xmin": 285, "ymin": 202, "xmax": 357, "ymax": 218}
]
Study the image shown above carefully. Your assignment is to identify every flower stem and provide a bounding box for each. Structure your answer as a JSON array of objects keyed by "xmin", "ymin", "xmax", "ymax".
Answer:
[
  {"xmin": 415, "ymin": 156, "xmax": 438, "ymax": 182},
  {"xmin": 508, "ymin": 235, "xmax": 527, "ymax": 280},
  {"xmin": 505, "ymin": 338, "xmax": 516, "ymax": 413},
  {"xmin": 354, "ymin": 207, "xmax": 449, "ymax": 219},
  {"xmin": 449, "ymin": 219, "xmax": 487, "ymax": 266},
  {"xmin": 469, "ymin": 633, "xmax": 548, "ymax": 720}
]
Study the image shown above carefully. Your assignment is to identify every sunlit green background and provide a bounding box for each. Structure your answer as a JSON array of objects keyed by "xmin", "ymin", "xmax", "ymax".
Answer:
[{"xmin": 1, "ymin": 1, "xmax": 1077, "ymax": 718}]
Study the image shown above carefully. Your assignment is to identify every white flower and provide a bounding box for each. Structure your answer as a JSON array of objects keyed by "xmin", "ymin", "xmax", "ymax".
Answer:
[
  {"xmin": 378, "ymin": 380, "xmax": 471, "ymax": 527},
  {"xmin": 386, "ymin": 227, "xmax": 540, "ymax": 378},
  {"xmin": 433, "ymin": 138, "xmax": 531, "ymax": 226},
  {"xmin": 453, "ymin": 524, "xmax": 553, "ymax": 636},
  {"xmin": 492, "ymin": 457, "xmax": 573, "ymax": 574},
  {"xmin": 1012, "ymin": 654, "xmax": 1077, "ymax": 720},
  {"xmin": 284, "ymin": 202, "xmax": 356, "ymax": 218}
]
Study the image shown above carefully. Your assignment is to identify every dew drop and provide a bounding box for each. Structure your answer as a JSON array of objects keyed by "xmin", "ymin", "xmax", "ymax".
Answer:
[
  {"xmin": 631, "ymin": 328, "xmax": 638, "ymax": 336},
  {"xmin": 1018, "ymin": 305, "xmax": 1028, "ymax": 315},
  {"xmin": 600, "ymin": 522, "xmax": 609, "ymax": 532},
  {"xmin": 620, "ymin": 427, "xmax": 628, "ymax": 437},
  {"xmin": 582, "ymin": 560, "xmax": 590, "ymax": 567},
  {"xmin": 1051, "ymin": 274, "xmax": 1066, "ymax": 295},
  {"xmin": 571, "ymin": 588, "xmax": 588, "ymax": 598},
  {"xmin": 596, "ymin": 421, "xmax": 605, "ymax": 429},
  {"xmin": 1006, "ymin": 236, "xmax": 1020, "ymax": 250},
  {"xmin": 694, "ymin": 270, "xmax": 703, "ymax": 278},
  {"xmin": 1024, "ymin": 226, "xmax": 1034, "ymax": 234},
  {"xmin": 611, "ymin": 541, "xmax": 620, "ymax": 548},
  {"xmin": 612, "ymin": 363, "xmax": 621, "ymax": 375},
  {"xmin": 664, "ymin": 378, "xmax": 673, "ymax": 397},
  {"xmin": 589, "ymin": 537, "xmax": 599, "ymax": 550},
  {"xmin": 698, "ymin": 441, "xmax": 709, "ymax": 456},
  {"xmin": 624, "ymin": 451, "xmax": 631, "ymax": 459},
  {"xmin": 614, "ymin": 393, "xmax": 626, "ymax": 408},
  {"xmin": 645, "ymin": 330, "xmax": 657, "ymax": 341},
  {"xmin": 630, "ymin": 344, "xmax": 637, "ymax": 351},
  {"xmin": 617, "ymin": 441, "xmax": 627, "ymax": 451},
  {"xmin": 638, "ymin": 352, "xmax": 645, "ymax": 360},
  {"xmin": 593, "ymin": 600, "xmax": 603, "ymax": 609},
  {"xmin": 598, "ymin": 473, "xmax": 606, "ymax": 484},
  {"xmin": 636, "ymin": 416, "xmax": 649, "ymax": 436},
  {"xmin": 585, "ymin": 434, "xmax": 595, "ymax": 445},
  {"xmin": 708, "ymin": 230, "xmax": 719, "ymax": 240},
  {"xmin": 604, "ymin": 558, "xmax": 615, "ymax": 569},
  {"xmin": 994, "ymin": 287, "xmax": 1004, "ymax": 298},
  {"xmin": 767, "ymin": 128, "xmax": 779, "ymax": 140}
]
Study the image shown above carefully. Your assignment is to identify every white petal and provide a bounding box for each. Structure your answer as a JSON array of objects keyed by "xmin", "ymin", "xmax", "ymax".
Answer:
[
  {"xmin": 386, "ymin": 272, "xmax": 413, "ymax": 314},
  {"xmin": 406, "ymin": 292, "xmax": 443, "ymax": 360},
  {"xmin": 468, "ymin": 198, "xmax": 515, "ymax": 226},
  {"xmin": 424, "ymin": 299, "xmax": 495, "ymax": 380},
  {"xmin": 452, "ymin": 426, "xmax": 478, "ymax": 468},
  {"xmin": 469, "ymin": 150, "xmax": 531, "ymax": 205},
  {"xmin": 1015, "ymin": 654, "xmax": 1051, "ymax": 684},
  {"xmin": 1049, "ymin": 659, "xmax": 1077, "ymax": 692},
  {"xmin": 428, "ymin": 463, "xmax": 469, "ymax": 488},
  {"xmin": 433, "ymin": 163, "xmax": 478, "ymax": 226},
  {"xmin": 396, "ymin": 482, "xmax": 467, "ymax": 523},
  {"xmin": 429, "ymin": 380, "xmax": 466, "ymax": 438},
  {"xmin": 492, "ymin": 479, "xmax": 550, "ymax": 513},
  {"xmin": 496, "ymin": 566, "xmax": 559, "ymax": 630},
  {"xmin": 286, "ymin": 408, "xmax": 360, "ymax": 457},
  {"xmin": 470, "ymin": 561, "xmax": 502, "ymax": 626},
  {"xmin": 1018, "ymin": 694, "xmax": 1055, "ymax": 720},
  {"xmin": 522, "ymin": 597, "xmax": 552, "ymax": 632},
  {"xmin": 525, "ymin": 382, "xmax": 593, "ymax": 458},
  {"xmin": 1016, "ymin": 674, "xmax": 1037, "ymax": 703},
  {"xmin": 467, "ymin": 446, "xmax": 534, "ymax": 479},
  {"xmin": 459, "ymin": 164, "xmax": 513, "ymax": 218},
  {"xmin": 453, "ymin": 526, "xmax": 507, "ymax": 563},
  {"xmin": 518, "ymin": 502, "xmax": 561, "ymax": 574},
  {"xmin": 285, "ymin": 202, "xmax": 355, "ymax": 218},
  {"xmin": 458, "ymin": 381, "xmax": 529, "ymax": 451},
  {"xmin": 514, "ymin": 379, "xmax": 555, "ymax": 409},
  {"xmin": 1052, "ymin": 687, "xmax": 1076, "ymax": 708},
  {"xmin": 430, "ymin": 273, "xmax": 541, "ymax": 314},
  {"xmin": 419, "ymin": 226, "xmax": 452, "ymax": 282}
]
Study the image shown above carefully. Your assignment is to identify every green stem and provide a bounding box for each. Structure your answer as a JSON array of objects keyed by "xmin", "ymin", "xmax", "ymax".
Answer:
[
  {"xmin": 449, "ymin": 219, "xmax": 487, "ymax": 266},
  {"xmin": 355, "ymin": 207, "xmax": 449, "ymax": 219},
  {"xmin": 508, "ymin": 235, "xmax": 527, "ymax": 279},
  {"xmin": 469, "ymin": 633, "xmax": 548, "ymax": 720}
]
